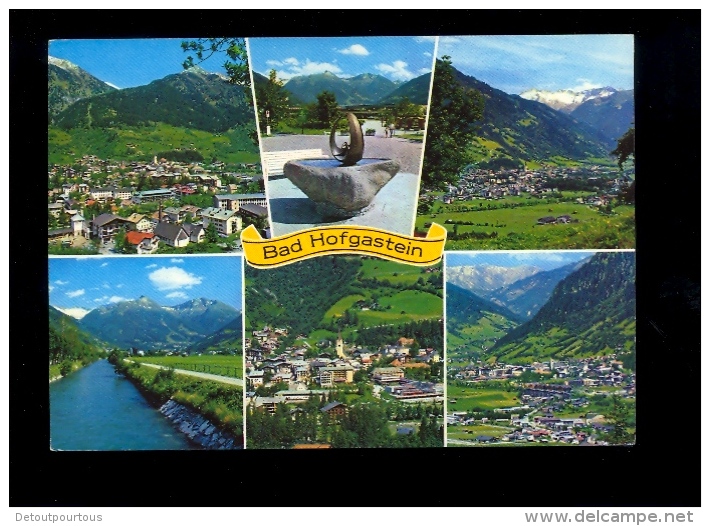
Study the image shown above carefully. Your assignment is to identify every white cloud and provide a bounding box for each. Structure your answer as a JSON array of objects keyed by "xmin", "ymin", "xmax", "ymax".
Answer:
[
  {"xmin": 109, "ymin": 296, "xmax": 127, "ymax": 303},
  {"xmin": 66, "ymin": 289, "xmax": 85, "ymax": 298},
  {"xmin": 94, "ymin": 296, "xmax": 108, "ymax": 303},
  {"xmin": 170, "ymin": 258, "xmax": 184, "ymax": 263},
  {"xmin": 100, "ymin": 262, "xmax": 108, "ymax": 267},
  {"xmin": 267, "ymin": 57, "xmax": 299, "ymax": 67},
  {"xmin": 273, "ymin": 59, "xmax": 344, "ymax": 80},
  {"xmin": 54, "ymin": 280, "xmax": 68, "ymax": 285},
  {"xmin": 418, "ymin": 68, "xmax": 431, "ymax": 75},
  {"xmin": 338, "ymin": 44, "xmax": 369, "ymax": 56},
  {"xmin": 375, "ymin": 60, "xmax": 415, "ymax": 81},
  {"xmin": 423, "ymin": 52, "xmax": 432, "ymax": 57},
  {"xmin": 146, "ymin": 264, "xmax": 158, "ymax": 269},
  {"xmin": 415, "ymin": 36, "xmax": 437, "ymax": 43},
  {"xmin": 49, "ymin": 285, "xmax": 55, "ymax": 292},
  {"xmin": 149, "ymin": 267, "xmax": 202, "ymax": 291},
  {"xmin": 166, "ymin": 291, "xmax": 188, "ymax": 300},
  {"xmin": 116, "ymin": 284, "xmax": 124, "ymax": 289}
]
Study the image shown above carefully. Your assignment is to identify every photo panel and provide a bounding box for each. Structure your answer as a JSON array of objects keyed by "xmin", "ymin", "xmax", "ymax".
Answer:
[
  {"xmin": 248, "ymin": 36, "xmax": 437, "ymax": 237},
  {"xmin": 445, "ymin": 250, "xmax": 636, "ymax": 447},
  {"xmin": 244, "ymin": 256, "xmax": 444, "ymax": 449},
  {"xmin": 49, "ymin": 254, "xmax": 245, "ymax": 450},
  {"xmin": 417, "ymin": 35, "xmax": 635, "ymax": 250},
  {"xmin": 48, "ymin": 38, "xmax": 268, "ymax": 256}
]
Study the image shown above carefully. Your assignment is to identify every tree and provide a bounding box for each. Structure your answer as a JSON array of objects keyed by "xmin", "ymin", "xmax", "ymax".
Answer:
[
  {"xmin": 113, "ymin": 227, "xmax": 129, "ymax": 253},
  {"xmin": 422, "ymin": 56, "xmax": 485, "ymax": 189},
  {"xmin": 393, "ymin": 97, "xmax": 422, "ymax": 129},
  {"xmin": 294, "ymin": 108, "xmax": 309, "ymax": 134},
  {"xmin": 611, "ymin": 127, "xmax": 635, "ymax": 171},
  {"xmin": 181, "ymin": 38, "xmax": 257, "ymax": 147},
  {"xmin": 181, "ymin": 38, "xmax": 249, "ymax": 87},
  {"xmin": 205, "ymin": 222, "xmax": 220, "ymax": 244},
  {"xmin": 602, "ymin": 395, "xmax": 635, "ymax": 445},
  {"xmin": 312, "ymin": 91, "xmax": 339, "ymax": 129},
  {"xmin": 255, "ymin": 69, "xmax": 291, "ymax": 134}
]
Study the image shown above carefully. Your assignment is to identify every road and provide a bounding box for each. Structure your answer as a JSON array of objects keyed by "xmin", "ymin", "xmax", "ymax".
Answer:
[{"xmin": 132, "ymin": 361, "xmax": 244, "ymax": 387}]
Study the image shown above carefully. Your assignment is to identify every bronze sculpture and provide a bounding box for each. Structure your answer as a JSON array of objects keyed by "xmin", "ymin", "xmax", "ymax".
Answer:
[{"xmin": 329, "ymin": 112, "xmax": 364, "ymax": 166}]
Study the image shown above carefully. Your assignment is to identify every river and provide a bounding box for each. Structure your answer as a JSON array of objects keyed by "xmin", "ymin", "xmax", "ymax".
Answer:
[{"xmin": 50, "ymin": 359, "xmax": 200, "ymax": 450}]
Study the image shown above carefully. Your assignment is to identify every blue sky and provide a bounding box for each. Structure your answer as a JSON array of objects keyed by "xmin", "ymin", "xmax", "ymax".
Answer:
[
  {"xmin": 249, "ymin": 36, "xmax": 436, "ymax": 82},
  {"xmin": 49, "ymin": 255, "xmax": 243, "ymax": 316},
  {"xmin": 438, "ymin": 35, "xmax": 634, "ymax": 94},
  {"xmin": 446, "ymin": 251, "xmax": 594, "ymax": 272},
  {"xmin": 49, "ymin": 38, "xmax": 239, "ymax": 89}
]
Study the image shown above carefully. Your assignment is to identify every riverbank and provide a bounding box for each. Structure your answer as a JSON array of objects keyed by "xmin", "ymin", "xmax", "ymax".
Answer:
[
  {"xmin": 159, "ymin": 400, "xmax": 241, "ymax": 449},
  {"xmin": 113, "ymin": 358, "xmax": 244, "ymax": 449},
  {"xmin": 49, "ymin": 358, "xmax": 100, "ymax": 383}
]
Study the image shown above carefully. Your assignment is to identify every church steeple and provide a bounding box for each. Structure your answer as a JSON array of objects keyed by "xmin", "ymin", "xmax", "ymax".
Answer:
[{"xmin": 336, "ymin": 331, "xmax": 345, "ymax": 358}]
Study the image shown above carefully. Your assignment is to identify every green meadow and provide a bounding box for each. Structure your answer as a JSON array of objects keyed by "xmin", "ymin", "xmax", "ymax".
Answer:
[
  {"xmin": 134, "ymin": 354, "xmax": 243, "ymax": 379},
  {"xmin": 447, "ymin": 312, "xmax": 516, "ymax": 353},
  {"xmin": 49, "ymin": 123, "xmax": 259, "ymax": 166},
  {"xmin": 447, "ymin": 382, "xmax": 521, "ymax": 411},
  {"xmin": 447, "ymin": 423, "xmax": 514, "ymax": 441},
  {"xmin": 417, "ymin": 195, "xmax": 635, "ymax": 249}
]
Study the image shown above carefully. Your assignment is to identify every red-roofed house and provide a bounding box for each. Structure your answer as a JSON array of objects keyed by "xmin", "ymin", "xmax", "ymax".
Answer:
[{"xmin": 125, "ymin": 231, "xmax": 159, "ymax": 254}]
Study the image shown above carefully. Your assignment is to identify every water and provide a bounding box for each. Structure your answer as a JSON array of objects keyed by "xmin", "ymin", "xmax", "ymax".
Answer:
[
  {"xmin": 50, "ymin": 359, "xmax": 200, "ymax": 450},
  {"xmin": 295, "ymin": 158, "xmax": 389, "ymax": 168}
]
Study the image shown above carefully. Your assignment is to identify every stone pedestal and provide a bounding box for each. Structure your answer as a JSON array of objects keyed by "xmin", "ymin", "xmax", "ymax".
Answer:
[{"xmin": 283, "ymin": 158, "xmax": 400, "ymax": 219}]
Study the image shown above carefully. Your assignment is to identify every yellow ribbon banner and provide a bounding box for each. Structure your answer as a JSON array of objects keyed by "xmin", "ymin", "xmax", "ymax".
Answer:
[{"xmin": 241, "ymin": 223, "xmax": 447, "ymax": 269}]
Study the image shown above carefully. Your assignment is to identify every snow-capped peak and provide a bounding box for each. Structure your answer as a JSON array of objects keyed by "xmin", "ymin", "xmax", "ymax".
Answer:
[
  {"xmin": 49, "ymin": 55, "xmax": 80, "ymax": 71},
  {"xmin": 56, "ymin": 306, "xmax": 91, "ymax": 320},
  {"xmin": 519, "ymin": 87, "xmax": 618, "ymax": 113}
]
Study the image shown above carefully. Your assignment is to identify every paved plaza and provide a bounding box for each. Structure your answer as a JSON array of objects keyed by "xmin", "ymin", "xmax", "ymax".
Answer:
[{"xmin": 262, "ymin": 134, "xmax": 424, "ymax": 237}]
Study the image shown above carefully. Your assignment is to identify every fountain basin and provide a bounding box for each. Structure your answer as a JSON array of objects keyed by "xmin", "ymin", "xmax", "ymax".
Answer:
[{"xmin": 283, "ymin": 158, "xmax": 401, "ymax": 218}]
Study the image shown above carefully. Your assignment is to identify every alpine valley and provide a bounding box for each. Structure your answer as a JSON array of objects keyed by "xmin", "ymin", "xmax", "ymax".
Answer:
[
  {"xmin": 446, "ymin": 252, "xmax": 636, "ymax": 447},
  {"xmin": 76, "ymin": 296, "xmax": 242, "ymax": 351},
  {"xmin": 416, "ymin": 59, "xmax": 635, "ymax": 250}
]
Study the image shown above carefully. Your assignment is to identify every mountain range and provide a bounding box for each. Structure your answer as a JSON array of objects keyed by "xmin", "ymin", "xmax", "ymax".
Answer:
[
  {"xmin": 53, "ymin": 67, "xmax": 254, "ymax": 133},
  {"xmin": 48, "ymin": 56, "xmax": 116, "ymax": 121},
  {"xmin": 491, "ymin": 252, "xmax": 636, "ymax": 364},
  {"xmin": 47, "ymin": 58, "xmax": 259, "ymax": 165},
  {"xmin": 278, "ymin": 70, "xmax": 431, "ymax": 106},
  {"xmin": 50, "ymin": 305, "xmax": 107, "ymax": 351},
  {"xmin": 75, "ymin": 296, "xmax": 241, "ymax": 351},
  {"xmin": 446, "ymin": 252, "xmax": 635, "ymax": 365},
  {"xmin": 519, "ymin": 86, "xmax": 620, "ymax": 113},
  {"xmin": 520, "ymin": 86, "xmax": 635, "ymax": 145},
  {"xmin": 450, "ymin": 66, "xmax": 612, "ymax": 168}
]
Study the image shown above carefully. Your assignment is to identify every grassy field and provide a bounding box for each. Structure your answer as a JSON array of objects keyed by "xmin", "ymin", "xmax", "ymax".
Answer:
[
  {"xmin": 360, "ymin": 259, "xmax": 427, "ymax": 286},
  {"xmin": 357, "ymin": 290, "xmax": 442, "ymax": 325},
  {"xmin": 447, "ymin": 313, "xmax": 517, "ymax": 353},
  {"xmin": 134, "ymin": 354, "xmax": 243, "ymax": 379},
  {"xmin": 324, "ymin": 294, "xmax": 366, "ymax": 319},
  {"xmin": 447, "ymin": 423, "xmax": 514, "ymax": 441},
  {"xmin": 447, "ymin": 382, "xmax": 521, "ymax": 411},
  {"xmin": 417, "ymin": 195, "xmax": 635, "ymax": 249},
  {"xmin": 49, "ymin": 123, "xmax": 259, "ymax": 165}
]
